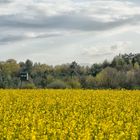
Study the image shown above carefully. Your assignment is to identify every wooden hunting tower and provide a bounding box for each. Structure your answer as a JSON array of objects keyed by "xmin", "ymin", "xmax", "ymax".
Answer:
[{"xmin": 20, "ymin": 72, "xmax": 29, "ymax": 81}]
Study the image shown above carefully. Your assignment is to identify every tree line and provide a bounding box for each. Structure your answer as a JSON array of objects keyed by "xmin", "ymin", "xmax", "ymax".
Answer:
[{"xmin": 0, "ymin": 53, "xmax": 140, "ymax": 89}]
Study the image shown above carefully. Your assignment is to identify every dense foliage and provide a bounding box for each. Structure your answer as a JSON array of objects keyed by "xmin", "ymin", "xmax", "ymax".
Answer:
[
  {"xmin": 0, "ymin": 53, "xmax": 140, "ymax": 89},
  {"xmin": 0, "ymin": 89, "xmax": 140, "ymax": 139}
]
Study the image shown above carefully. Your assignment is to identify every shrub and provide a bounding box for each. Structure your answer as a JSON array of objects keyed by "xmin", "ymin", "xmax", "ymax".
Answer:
[
  {"xmin": 47, "ymin": 80, "xmax": 68, "ymax": 89},
  {"xmin": 67, "ymin": 79, "xmax": 81, "ymax": 89},
  {"xmin": 22, "ymin": 83, "xmax": 36, "ymax": 89}
]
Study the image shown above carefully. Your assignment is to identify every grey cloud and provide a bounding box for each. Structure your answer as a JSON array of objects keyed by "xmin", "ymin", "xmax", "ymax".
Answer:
[
  {"xmin": 0, "ymin": 0, "xmax": 11, "ymax": 3},
  {"xmin": 0, "ymin": 35, "xmax": 24, "ymax": 44},
  {"xmin": 0, "ymin": 13, "xmax": 140, "ymax": 45},
  {"xmin": 0, "ymin": 33, "xmax": 62, "ymax": 44},
  {"xmin": 45, "ymin": 14, "xmax": 140, "ymax": 31},
  {"xmin": 0, "ymin": 14, "xmax": 140, "ymax": 31}
]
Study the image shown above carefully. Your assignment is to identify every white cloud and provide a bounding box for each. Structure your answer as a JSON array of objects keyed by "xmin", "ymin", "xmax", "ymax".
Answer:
[
  {"xmin": 1, "ymin": 0, "xmax": 140, "ymax": 18},
  {"xmin": 0, "ymin": 0, "xmax": 140, "ymax": 64},
  {"xmin": 81, "ymin": 41, "xmax": 132, "ymax": 63}
]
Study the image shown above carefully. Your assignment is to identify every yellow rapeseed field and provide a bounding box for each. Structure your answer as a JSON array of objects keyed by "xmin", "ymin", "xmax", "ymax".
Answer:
[{"xmin": 0, "ymin": 89, "xmax": 140, "ymax": 140}]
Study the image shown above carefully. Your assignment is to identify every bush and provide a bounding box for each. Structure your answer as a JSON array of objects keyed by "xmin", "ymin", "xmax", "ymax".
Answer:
[
  {"xmin": 96, "ymin": 67, "xmax": 119, "ymax": 89},
  {"xmin": 22, "ymin": 83, "xmax": 36, "ymax": 89},
  {"xmin": 84, "ymin": 75, "xmax": 96, "ymax": 89},
  {"xmin": 67, "ymin": 79, "xmax": 81, "ymax": 89},
  {"xmin": 132, "ymin": 86, "xmax": 140, "ymax": 90},
  {"xmin": 47, "ymin": 80, "xmax": 68, "ymax": 89}
]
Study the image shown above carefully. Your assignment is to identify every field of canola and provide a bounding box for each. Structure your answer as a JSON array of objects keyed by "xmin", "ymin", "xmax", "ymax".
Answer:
[{"xmin": 0, "ymin": 89, "xmax": 140, "ymax": 140}]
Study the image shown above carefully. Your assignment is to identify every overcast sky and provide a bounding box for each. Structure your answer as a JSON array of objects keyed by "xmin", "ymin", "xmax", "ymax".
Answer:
[{"xmin": 0, "ymin": 0, "xmax": 140, "ymax": 65}]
